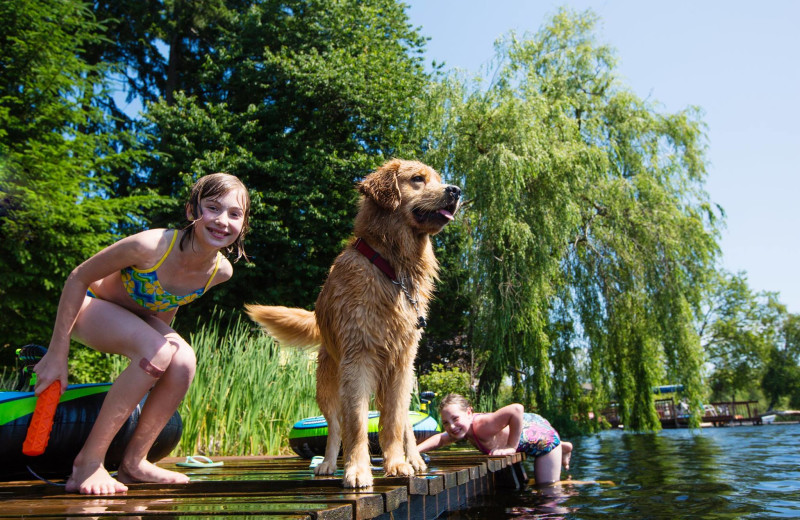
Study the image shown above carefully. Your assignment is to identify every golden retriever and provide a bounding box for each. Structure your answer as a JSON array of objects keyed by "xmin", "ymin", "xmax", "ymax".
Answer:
[{"xmin": 246, "ymin": 159, "xmax": 461, "ymax": 488}]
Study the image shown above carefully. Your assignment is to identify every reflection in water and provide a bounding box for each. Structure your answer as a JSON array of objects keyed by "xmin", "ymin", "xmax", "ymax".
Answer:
[{"xmin": 445, "ymin": 424, "xmax": 800, "ymax": 519}]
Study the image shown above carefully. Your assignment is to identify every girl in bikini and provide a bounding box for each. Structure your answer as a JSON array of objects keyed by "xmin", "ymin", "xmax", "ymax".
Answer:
[
  {"xmin": 417, "ymin": 393, "xmax": 573, "ymax": 485},
  {"xmin": 32, "ymin": 173, "xmax": 250, "ymax": 495}
]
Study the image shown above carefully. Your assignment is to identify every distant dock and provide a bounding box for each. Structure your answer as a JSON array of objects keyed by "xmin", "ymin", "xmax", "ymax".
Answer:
[{"xmin": 603, "ymin": 399, "xmax": 771, "ymax": 429}]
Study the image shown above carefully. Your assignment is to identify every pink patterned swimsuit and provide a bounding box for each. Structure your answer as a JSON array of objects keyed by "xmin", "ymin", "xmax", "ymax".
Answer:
[{"xmin": 517, "ymin": 412, "xmax": 561, "ymax": 456}]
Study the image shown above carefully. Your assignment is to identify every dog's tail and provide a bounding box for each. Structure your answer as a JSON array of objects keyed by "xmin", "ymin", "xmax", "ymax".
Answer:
[{"xmin": 244, "ymin": 304, "xmax": 322, "ymax": 348}]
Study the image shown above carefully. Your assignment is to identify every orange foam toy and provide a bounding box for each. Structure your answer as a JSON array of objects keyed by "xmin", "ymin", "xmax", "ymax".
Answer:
[{"xmin": 22, "ymin": 381, "xmax": 61, "ymax": 456}]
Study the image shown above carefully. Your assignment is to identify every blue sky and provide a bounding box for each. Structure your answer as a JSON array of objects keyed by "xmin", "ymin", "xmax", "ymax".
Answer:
[{"xmin": 405, "ymin": 0, "xmax": 800, "ymax": 315}]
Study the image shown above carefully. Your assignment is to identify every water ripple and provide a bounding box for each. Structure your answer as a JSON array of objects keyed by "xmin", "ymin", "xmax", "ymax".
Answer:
[{"xmin": 447, "ymin": 424, "xmax": 800, "ymax": 519}]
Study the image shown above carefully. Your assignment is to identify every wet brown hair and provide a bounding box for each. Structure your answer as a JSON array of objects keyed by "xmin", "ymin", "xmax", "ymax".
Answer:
[
  {"xmin": 181, "ymin": 173, "xmax": 251, "ymax": 261},
  {"xmin": 438, "ymin": 393, "xmax": 473, "ymax": 415}
]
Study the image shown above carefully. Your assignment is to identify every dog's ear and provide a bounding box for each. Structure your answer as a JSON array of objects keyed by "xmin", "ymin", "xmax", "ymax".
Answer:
[{"xmin": 359, "ymin": 160, "xmax": 402, "ymax": 210}]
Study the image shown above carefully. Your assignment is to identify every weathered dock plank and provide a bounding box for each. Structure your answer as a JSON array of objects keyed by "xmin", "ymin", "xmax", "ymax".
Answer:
[
  {"xmin": 0, "ymin": 495, "xmax": 352, "ymax": 519},
  {"xmin": 0, "ymin": 451, "xmax": 525, "ymax": 519}
]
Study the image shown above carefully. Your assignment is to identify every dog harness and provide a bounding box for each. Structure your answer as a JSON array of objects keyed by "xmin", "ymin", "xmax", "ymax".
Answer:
[{"xmin": 120, "ymin": 230, "xmax": 221, "ymax": 312}]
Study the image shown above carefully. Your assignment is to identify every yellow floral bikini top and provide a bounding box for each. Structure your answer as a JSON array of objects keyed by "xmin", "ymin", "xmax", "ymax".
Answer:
[{"xmin": 120, "ymin": 231, "xmax": 221, "ymax": 312}]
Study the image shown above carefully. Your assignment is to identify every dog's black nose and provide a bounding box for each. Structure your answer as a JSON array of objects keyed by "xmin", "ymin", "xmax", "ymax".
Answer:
[{"xmin": 446, "ymin": 185, "xmax": 461, "ymax": 200}]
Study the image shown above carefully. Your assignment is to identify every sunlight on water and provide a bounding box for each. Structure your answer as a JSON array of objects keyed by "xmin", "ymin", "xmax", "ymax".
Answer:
[{"xmin": 446, "ymin": 424, "xmax": 800, "ymax": 519}]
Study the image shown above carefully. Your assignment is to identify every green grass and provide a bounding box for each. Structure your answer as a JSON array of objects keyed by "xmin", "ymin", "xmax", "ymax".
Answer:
[
  {"xmin": 182, "ymin": 310, "xmax": 320, "ymax": 456},
  {"xmin": 111, "ymin": 309, "xmax": 320, "ymax": 456},
  {"xmin": 0, "ymin": 366, "xmax": 15, "ymax": 391}
]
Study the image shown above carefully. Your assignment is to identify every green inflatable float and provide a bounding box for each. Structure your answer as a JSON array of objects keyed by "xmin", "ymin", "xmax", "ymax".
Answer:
[{"xmin": 289, "ymin": 410, "xmax": 440, "ymax": 459}]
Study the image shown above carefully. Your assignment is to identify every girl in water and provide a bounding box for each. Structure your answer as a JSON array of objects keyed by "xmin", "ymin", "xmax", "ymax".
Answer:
[{"xmin": 417, "ymin": 393, "xmax": 573, "ymax": 485}]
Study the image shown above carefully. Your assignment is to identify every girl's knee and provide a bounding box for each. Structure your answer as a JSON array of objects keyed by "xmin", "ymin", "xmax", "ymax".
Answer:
[
  {"xmin": 170, "ymin": 343, "xmax": 197, "ymax": 379},
  {"xmin": 141, "ymin": 335, "xmax": 191, "ymax": 378}
]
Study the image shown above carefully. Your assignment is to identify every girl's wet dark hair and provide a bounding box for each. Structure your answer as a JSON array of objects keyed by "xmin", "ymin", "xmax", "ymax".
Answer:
[
  {"xmin": 181, "ymin": 173, "xmax": 251, "ymax": 261},
  {"xmin": 439, "ymin": 393, "xmax": 473, "ymax": 415}
]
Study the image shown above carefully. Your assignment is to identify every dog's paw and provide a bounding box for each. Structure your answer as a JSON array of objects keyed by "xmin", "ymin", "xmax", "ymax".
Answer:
[
  {"xmin": 384, "ymin": 460, "xmax": 415, "ymax": 477},
  {"xmin": 407, "ymin": 453, "xmax": 428, "ymax": 473},
  {"xmin": 343, "ymin": 464, "xmax": 374, "ymax": 488},
  {"xmin": 314, "ymin": 458, "xmax": 337, "ymax": 476}
]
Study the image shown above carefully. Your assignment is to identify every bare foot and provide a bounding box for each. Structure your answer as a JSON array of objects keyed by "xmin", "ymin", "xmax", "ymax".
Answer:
[
  {"xmin": 65, "ymin": 462, "xmax": 128, "ymax": 495},
  {"xmin": 561, "ymin": 441, "xmax": 573, "ymax": 471},
  {"xmin": 117, "ymin": 459, "xmax": 190, "ymax": 485}
]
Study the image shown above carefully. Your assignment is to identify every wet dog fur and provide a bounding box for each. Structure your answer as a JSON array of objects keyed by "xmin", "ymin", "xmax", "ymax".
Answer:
[{"xmin": 246, "ymin": 159, "xmax": 461, "ymax": 488}]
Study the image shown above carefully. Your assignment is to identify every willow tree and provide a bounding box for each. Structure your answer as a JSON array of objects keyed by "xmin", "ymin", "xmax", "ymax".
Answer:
[{"xmin": 415, "ymin": 9, "xmax": 720, "ymax": 430}]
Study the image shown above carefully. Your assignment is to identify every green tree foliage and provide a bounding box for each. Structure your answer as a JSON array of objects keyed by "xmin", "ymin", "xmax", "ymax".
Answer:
[
  {"xmin": 138, "ymin": 0, "xmax": 432, "ymax": 329},
  {"xmin": 416, "ymin": 219, "xmax": 482, "ymax": 375},
  {"xmin": 79, "ymin": 1, "xmax": 246, "ymax": 196},
  {"xmin": 413, "ymin": 9, "xmax": 720, "ymax": 430},
  {"xmin": 84, "ymin": 1, "xmax": 238, "ymax": 105},
  {"xmin": 418, "ymin": 364, "xmax": 471, "ymax": 401},
  {"xmin": 760, "ymin": 313, "xmax": 800, "ymax": 410},
  {"xmin": 417, "ymin": 363, "xmax": 472, "ymax": 424},
  {"xmin": 3, "ymin": 0, "xmax": 790, "ymax": 432},
  {"xmin": 0, "ymin": 0, "xmax": 161, "ymax": 360},
  {"xmin": 699, "ymin": 270, "xmax": 784, "ymax": 402}
]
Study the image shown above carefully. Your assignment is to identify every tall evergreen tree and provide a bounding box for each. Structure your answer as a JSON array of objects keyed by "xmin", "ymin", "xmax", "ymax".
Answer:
[
  {"xmin": 0, "ymin": 0, "xmax": 161, "ymax": 360},
  {"xmin": 140, "ymin": 0, "xmax": 431, "ymax": 328}
]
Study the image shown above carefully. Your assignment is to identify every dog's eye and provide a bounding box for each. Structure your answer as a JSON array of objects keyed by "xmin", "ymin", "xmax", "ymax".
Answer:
[{"xmin": 411, "ymin": 175, "xmax": 425, "ymax": 183}]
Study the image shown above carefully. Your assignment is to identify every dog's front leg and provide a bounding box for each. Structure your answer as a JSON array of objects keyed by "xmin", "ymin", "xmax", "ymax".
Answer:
[
  {"xmin": 340, "ymin": 373, "xmax": 374, "ymax": 488},
  {"xmin": 404, "ymin": 420, "xmax": 427, "ymax": 473},
  {"xmin": 378, "ymin": 367, "xmax": 419, "ymax": 477}
]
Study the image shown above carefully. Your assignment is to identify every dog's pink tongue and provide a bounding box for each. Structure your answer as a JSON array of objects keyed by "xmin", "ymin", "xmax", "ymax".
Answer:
[{"xmin": 438, "ymin": 209, "xmax": 454, "ymax": 221}]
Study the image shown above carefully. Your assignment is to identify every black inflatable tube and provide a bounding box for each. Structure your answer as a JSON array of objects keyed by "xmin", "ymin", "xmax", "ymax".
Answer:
[{"xmin": 0, "ymin": 384, "xmax": 182, "ymax": 480}]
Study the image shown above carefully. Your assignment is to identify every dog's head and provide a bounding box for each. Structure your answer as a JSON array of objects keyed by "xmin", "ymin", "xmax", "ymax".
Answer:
[{"xmin": 359, "ymin": 159, "xmax": 461, "ymax": 235}]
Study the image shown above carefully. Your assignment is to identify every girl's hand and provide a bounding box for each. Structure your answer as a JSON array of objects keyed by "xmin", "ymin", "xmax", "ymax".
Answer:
[
  {"xmin": 489, "ymin": 447, "xmax": 517, "ymax": 456},
  {"xmin": 32, "ymin": 351, "xmax": 68, "ymax": 396}
]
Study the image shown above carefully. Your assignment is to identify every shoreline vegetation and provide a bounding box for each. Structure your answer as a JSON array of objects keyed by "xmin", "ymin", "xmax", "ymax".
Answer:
[{"xmin": 2, "ymin": 307, "xmax": 790, "ymax": 458}]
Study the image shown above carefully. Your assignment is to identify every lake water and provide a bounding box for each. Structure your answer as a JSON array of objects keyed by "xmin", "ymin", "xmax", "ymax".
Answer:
[{"xmin": 446, "ymin": 424, "xmax": 800, "ymax": 519}]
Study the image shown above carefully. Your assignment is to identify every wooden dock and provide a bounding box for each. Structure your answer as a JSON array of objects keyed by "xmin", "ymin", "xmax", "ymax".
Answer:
[
  {"xmin": 602, "ymin": 399, "xmax": 764, "ymax": 429},
  {"xmin": 0, "ymin": 451, "xmax": 528, "ymax": 519}
]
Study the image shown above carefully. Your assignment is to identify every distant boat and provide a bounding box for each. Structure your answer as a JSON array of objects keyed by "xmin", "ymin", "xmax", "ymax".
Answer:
[
  {"xmin": 759, "ymin": 410, "xmax": 800, "ymax": 424},
  {"xmin": 653, "ymin": 384, "xmax": 684, "ymax": 394}
]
